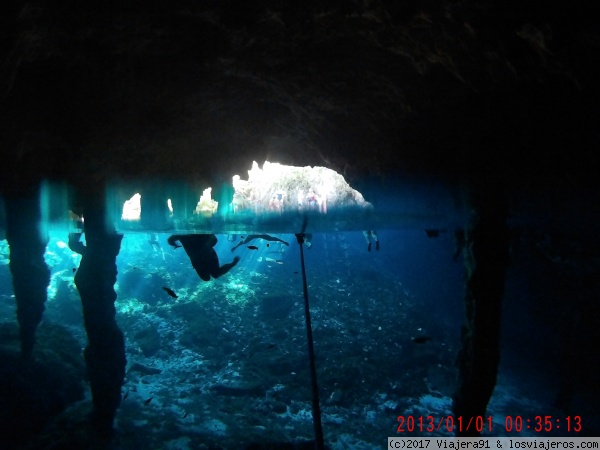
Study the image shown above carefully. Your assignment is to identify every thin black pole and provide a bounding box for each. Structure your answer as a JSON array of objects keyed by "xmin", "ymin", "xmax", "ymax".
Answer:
[{"xmin": 295, "ymin": 232, "xmax": 325, "ymax": 450}]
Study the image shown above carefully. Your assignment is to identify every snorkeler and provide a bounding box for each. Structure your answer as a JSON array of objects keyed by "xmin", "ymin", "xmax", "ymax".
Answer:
[
  {"xmin": 148, "ymin": 233, "xmax": 160, "ymax": 250},
  {"xmin": 168, "ymin": 234, "xmax": 240, "ymax": 282},
  {"xmin": 362, "ymin": 230, "xmax": 379, "ymax": 252},
  {"xmin": 231, "ymin": 234, "xmax": 290, "ymax": 252},
  {"xmin": 304, "ymin": 233, "xmax": 313, "ymax": 248}
]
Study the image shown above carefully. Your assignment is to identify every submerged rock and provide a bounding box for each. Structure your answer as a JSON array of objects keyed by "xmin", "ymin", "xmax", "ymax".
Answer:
[
  {"xmin": 0, "ymin": 322, "xmax": 86, "ymax": 448},
  {"xmin": 129, "ymin": 362, "xmax": 163, "ymax": 376},
  {"xmin": 134, "ymin": 326, "xmax": 161, "ymax": 357}
]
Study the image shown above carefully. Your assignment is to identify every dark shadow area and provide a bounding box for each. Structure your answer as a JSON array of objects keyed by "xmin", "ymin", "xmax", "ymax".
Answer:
[{"xmin": 0, "ymin": 322, "xmax": 86, "ymax": 449}]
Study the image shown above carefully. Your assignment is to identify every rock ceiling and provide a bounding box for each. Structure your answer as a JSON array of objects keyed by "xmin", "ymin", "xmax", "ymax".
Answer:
[{"xmin": 1, "ymin": 0, "xmax": 599, "ymax": 192}]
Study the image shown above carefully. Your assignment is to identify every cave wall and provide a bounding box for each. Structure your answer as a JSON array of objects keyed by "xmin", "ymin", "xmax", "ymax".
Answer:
[{"xmin": 0, "ymin": 0, "xmax": 598, "ymax": 193}]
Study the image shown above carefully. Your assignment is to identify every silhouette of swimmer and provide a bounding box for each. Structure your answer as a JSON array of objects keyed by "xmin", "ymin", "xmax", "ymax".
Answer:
[
  {"xmin": 231, "ymin": 234, "xmax": 289, "ymax": 252},
  {"xmin": 362, "ymin": 230, "xmax": 379, "ymax": 252},
  {"xmin": 148, "ymin": 233, "xmax": 161, "ymax": 250},
  {"xmin": 168, "ymin": 234, "xmax": 240, "ymax": 282}
]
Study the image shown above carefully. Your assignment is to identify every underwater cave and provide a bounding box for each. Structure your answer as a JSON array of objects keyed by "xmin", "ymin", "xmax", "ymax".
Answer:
[{"xmin": 1, "ymin": 1, "xmax": 599, "ymax": 448}]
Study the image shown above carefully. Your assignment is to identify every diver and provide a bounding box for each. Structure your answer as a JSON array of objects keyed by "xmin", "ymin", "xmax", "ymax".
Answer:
[
  {"xmin": 231, "ymin": 234, "xmax": 290, "ymax": 252},
  {"xmin": 148, "ymin": 233, "xmax": 160, "ymax": 250},
  {"xmin": 362, "ymin": 230, "xmax": 379, "ymax": 252},
  {"xmin": 168, "ymin": 234, "xmax": 240, "ymax": 282},
  {"xmin": 304, "ymin": 233, "xmax": 313, "ymax": 248},
  {"xmin": 148, "ymin": 233, "xmax": 165, "ymax": 260}
]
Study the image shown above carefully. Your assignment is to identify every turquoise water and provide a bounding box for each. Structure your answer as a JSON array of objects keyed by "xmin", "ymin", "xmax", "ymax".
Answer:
[{"xmin": 0, "ymin": 226, "xmax": 597, "ymax": 448}]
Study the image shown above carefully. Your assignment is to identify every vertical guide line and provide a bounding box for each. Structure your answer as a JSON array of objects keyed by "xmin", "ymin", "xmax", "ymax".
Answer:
[{"xmin": 296, "ymin": 232, "xmax": 324, "ymax": 450}]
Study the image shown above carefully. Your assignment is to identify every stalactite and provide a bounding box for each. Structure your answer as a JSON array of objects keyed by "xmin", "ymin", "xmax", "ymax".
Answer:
[
  {"xmin": 4, "ymin": 184, "xmax": 50, "ymax": 360},
  {"xmin": 70, "ymin": 189, "xmax": 126, "ymax": 434},
  {"xmin": 140, "ymin": 182, "xmax": 170, "ymax": 230}
]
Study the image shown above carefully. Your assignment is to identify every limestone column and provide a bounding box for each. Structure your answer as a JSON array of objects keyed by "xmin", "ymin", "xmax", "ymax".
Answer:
[
  {"xmin": 72, "ymin": 190, "xmax": 126, "ymax": 434},
  {"xmin": 140, "ymin": 182, "xmax": 169, "ymax": 230},
  {"xmin": 4, "ymin": 184, "xmax": 50, "ymax": 360}
]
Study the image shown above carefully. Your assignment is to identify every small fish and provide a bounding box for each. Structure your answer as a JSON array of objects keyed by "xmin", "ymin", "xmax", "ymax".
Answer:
[
  {"xmin": 183, "ymin": 412, "xmax": 188, "ymax": 419},
  {"xmin": 122, "ymin": 390, "xmax": 129, "ymax": 400},
  {"xmin": 247, "ymin": 245, "xmax": 259, "ymax": 250},
  {"xmin": 294, "ymin": 271, "xmax": 299, "ymax": 274},
  {"xmin": 144, "ymin": 397, "xmax": 153, "ymax": 405},
  {"xmin": 266, "ymin": 243, "xmax": 270, "ymax": 247},
  {"xmin": 412, "ymin": 336, "xmax": 432, "ymax": 344},
  {"xmin": 267, "ymin": 343, "xmax": 276, "ymax": 349},
  {"xmin": 425, "ymin": 229, "xmax": 440, "ymax": 238},
  {"xmin": 162, "ymin": 287, "xmax": 178, "ymax": 298},
  {"xmin": 72, "ymin": 268, "xmax": 77, "ymax": 273}
]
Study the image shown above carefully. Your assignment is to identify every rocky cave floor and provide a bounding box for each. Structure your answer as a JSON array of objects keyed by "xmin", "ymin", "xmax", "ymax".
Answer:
[{"xmin": 0, "ymin": 233, "xmax": 575, "ymax": 449}]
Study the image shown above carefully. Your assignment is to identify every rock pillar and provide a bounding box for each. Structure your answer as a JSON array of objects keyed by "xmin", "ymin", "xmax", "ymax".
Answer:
[
  {"xmin": 452, "ymin": 184, "xmax": 510, "ymax": 436},
  {"xmin": 140, "ymin": 182, "xmax": 170, "ymax": 230},
  {"xmin": 4, "ymin": 184, "xmax": 50, "ymax": 360},
  {"xmin": 72, "ymin": 191, "xmax": 126, "ymax": 434}
]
